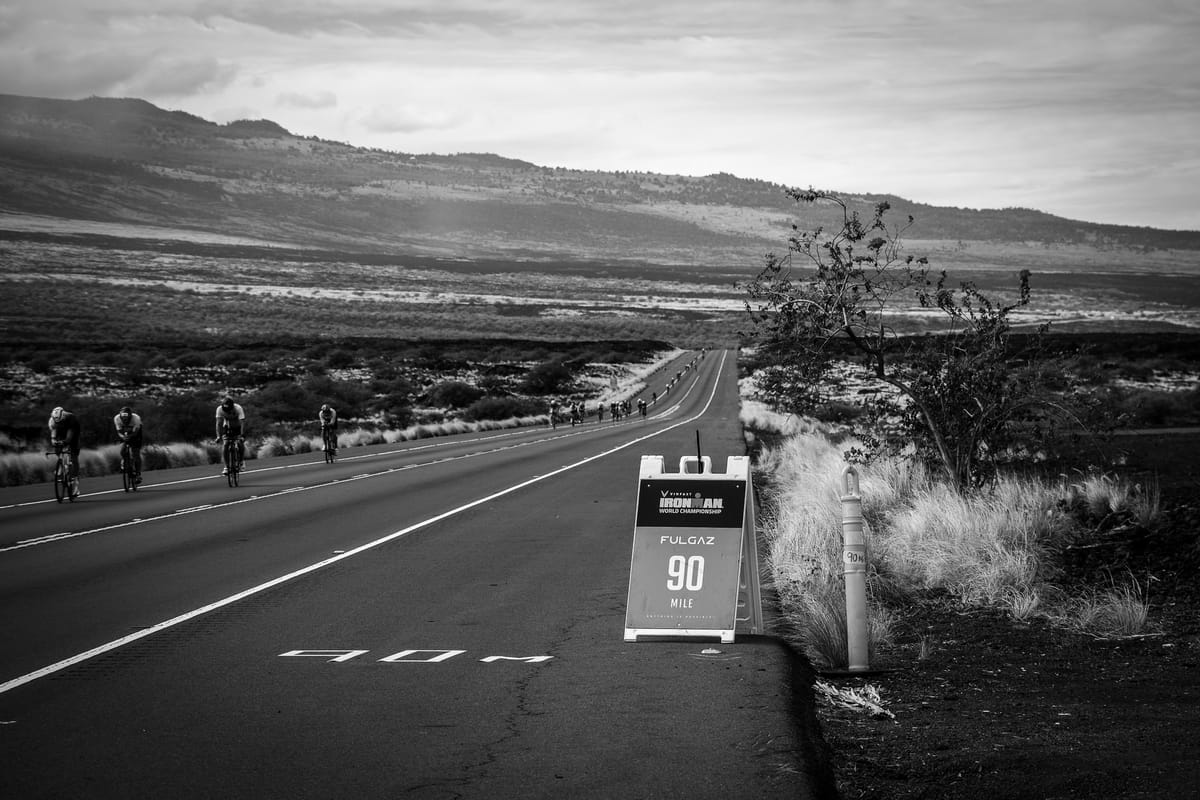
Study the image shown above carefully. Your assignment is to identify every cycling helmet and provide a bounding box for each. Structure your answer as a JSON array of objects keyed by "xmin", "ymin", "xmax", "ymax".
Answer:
[
  {"xmin": 221, "ymin": 396, "xmax": 234, "ymax": 409},
  {"xmin": 120, "ymin": 405, "xmax": 132, "ymax": 414},
  {"xmin": 51, "ymin": 406, "xmax": 65, "ymax": 423},
  {"xmin": 321, "ymin": 403, "xmax": 330, "ymax": 412}
]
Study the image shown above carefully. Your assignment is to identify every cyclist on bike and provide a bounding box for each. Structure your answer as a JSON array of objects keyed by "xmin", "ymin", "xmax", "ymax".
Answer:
[
  {"xmin": 47, "ymin": 406, "xmax": 81, "ymax": 484},
  {"xmin": 214, "ymin": 395, "xmax": 246, "ymax": 476},
  {"xmin": 318, "ymin": 403, "xmax": 338, "ymax": 453},
  {"xmin": 113, "ymin": 405, "xmax": 143, "ymax": 485}
]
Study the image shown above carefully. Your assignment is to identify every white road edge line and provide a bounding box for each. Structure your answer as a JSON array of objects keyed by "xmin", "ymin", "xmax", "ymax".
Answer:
[
  {"xmin": 0, "ymin": 388, "xmax": 703, "ymax": 554},
  {"xmin": 1, "ymin": 353, "xmax": 702, "ymax": 512},
  {"xmin": 1, "ymin": 358, "xmax": 709, "ymax": 550},
  {"xmin": 0, "ymin": 351, "xmax": 724, "ymax": 695}
]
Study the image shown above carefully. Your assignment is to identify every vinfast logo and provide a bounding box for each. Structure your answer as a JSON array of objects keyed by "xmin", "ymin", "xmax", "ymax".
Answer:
[
  {"xmin": 659, "ymin": 489, "xmax": 724, "ymax": 515},
  {"xmin": 635, "ymin": 478, "xmax": 744, "ymax": 529}
]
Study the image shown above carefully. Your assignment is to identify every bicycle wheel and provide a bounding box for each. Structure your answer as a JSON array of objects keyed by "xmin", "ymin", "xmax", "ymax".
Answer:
[
  {"xmin": 222, "ymin": 441, "xmax": 234, "ymax": 487},
  {"xmin": 121, "ymin": 448, "xmax": 132, "ymax": 492},
  {"xmin": 54, "ymin": 460, "xmax": 67, "ymax": 503},
  {"xmin": 66, "ymin": 458, "xmax": 79, "ymax": 501},
  {"xmin": 325, "ymin": 438, "xmax": 335, "ymax": 463}
]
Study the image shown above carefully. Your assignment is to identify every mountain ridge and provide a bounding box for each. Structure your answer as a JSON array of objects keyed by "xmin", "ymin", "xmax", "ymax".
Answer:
[{"xmin": 1, "ymin": 93, "xmax": 1197, "ymax": 265}]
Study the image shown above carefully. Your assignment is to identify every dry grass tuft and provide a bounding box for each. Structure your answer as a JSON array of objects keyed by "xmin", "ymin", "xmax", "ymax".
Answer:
[{"xmin": 752, "ymin": 428, "xmax": 1157, "ymax": 668}]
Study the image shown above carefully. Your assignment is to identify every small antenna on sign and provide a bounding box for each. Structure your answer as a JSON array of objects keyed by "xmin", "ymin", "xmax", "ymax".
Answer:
[{"xmin": 695, "ymin": 431, "xmax": 704, "ymax": 473}]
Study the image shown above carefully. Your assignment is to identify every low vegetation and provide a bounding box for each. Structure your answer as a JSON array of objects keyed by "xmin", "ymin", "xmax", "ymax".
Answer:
[
  {"xmin": 0, "ymin": 342, "xmax": 682, "ymax": 487},
  {"xmin": 740, "ymin": 191, "xmax": 1194, "ymax": 669},
  {"xmin": 745, "ymin": 190, "xmax": 1109, "ymax": 490},
  {"xmin": 745, "ymin": 413, "xmax": 1162, "ymax": 669}
]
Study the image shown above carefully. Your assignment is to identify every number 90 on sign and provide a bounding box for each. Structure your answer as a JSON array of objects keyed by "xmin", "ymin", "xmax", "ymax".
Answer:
[{"xmin": 666, "ymin": 555, "xmax": 705, "ymax": 591}]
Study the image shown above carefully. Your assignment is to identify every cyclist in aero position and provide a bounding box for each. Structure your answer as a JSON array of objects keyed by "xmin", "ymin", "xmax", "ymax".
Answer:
[
  {"xmin": 48, "ymin": 406, "xmax": 82, "ymax": 486},
  {"xmin": 214, "ymin": 395, "xmax": 246, "ymax": 476},
  {"xmin": 113, "ymin": 405, "xmax": 143, "ymax": 485},
  {"xmin": 318, "ymin": 403, "xmax": 338, "ymax": 456}
]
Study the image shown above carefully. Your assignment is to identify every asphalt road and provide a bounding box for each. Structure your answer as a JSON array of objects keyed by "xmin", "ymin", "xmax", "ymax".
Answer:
[{"xmin": 0, "ymin": 349, "xmax": 835, "ymax": 799}]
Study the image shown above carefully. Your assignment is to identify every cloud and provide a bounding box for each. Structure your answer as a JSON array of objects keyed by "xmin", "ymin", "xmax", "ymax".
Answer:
[
  {"xmin": 181, "ymin": 0, "xmax": 525, "ymax": 39},
  {"xmin": 0, "ymin": 46, "xmax": 145, "ymax": 98},
  {"xmin": 278, "ymin": 90, "xmax": 337, "ymax": 109},
  {"xmin": 1, "ymin": 0, "xmax": 1198, "ymax": 227},
  {"xmin": 360, "ymin": 104, "xmax": 463, "ymax": 134},
  {"xmin": 131, "ymin": 56, "xmax": 239, "ymax": 98}
]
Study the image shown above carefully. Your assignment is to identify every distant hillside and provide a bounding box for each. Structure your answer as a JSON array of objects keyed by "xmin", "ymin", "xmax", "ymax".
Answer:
[{"xmin": 1, "ymin": 93, "xmax": 1197, "ymax": 266}]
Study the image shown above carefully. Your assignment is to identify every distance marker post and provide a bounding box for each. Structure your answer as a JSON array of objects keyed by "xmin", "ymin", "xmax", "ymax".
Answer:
[{"xmin": 624, "ymin": 454, "xmax": 759, "ymax": 643}]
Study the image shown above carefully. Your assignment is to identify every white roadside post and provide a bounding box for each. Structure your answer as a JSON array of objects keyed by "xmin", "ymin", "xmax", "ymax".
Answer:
[{"xmin": 841, "ymin": 465, "xmax": 869, "ymax": 671}]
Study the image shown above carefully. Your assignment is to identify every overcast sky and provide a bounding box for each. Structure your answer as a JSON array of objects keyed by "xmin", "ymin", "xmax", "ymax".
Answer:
[{"xmin": 3, "ymin": 0, "xmax": 1198, "ymax": 230}]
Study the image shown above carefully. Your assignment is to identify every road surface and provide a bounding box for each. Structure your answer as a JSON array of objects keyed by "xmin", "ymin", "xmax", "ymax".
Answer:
[{"xmin": 0, "ymin": 349, "xmax": 835, "ymax": 799}]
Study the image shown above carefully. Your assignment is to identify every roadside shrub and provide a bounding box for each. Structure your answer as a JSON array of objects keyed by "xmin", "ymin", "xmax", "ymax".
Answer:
[
  {"xmin": 325, "ymin": 348, "xmax": 355, "ymax": 369},
  {"xmin": 174, "ymin": 352, "xmax": 207, "ymax": 369},
  {"xmin": 254, "ymin": 381, "xmax": 316, "ymax": 423},
  {"xmin": 477, "ymin": 374, "xmax": 511, "ymax": 395},
  {"xmin": 257, "ymin": 436, "xmax": 290, "ymax": 459},
  {"xmin": 1070, "ymin": 355, "xmax": 1109, "ymax": 385},
  {"xmin": 739, "ymin": 399, "xmax": 816, "ymax": 437},
  {"xmin": 463, "ymin": 396, "xmax": 542, "ymax": 422},
  {"xmin": 755, "ymin": 426, "xmax": 1156, "ymax": 660},
  {"xmin": 340, "ymin": 428, "xmax": 387, "ymax": 448},
  {"xmin": 427, "ymin": 380, "xmax": 484, "ymax": 409},
  {"xmin": 812, "ymin": 400, "xmax": 863, "ymax": 425},
  {"xmin": 28, "ymin": 356, "xmax": 54, "ymax": 374},
  {"xmin": 1114, "ymin": 386, "xmax": 1200, "ymax": 427},
  {"xmin": 214, "ymin": 349, "xmax": 250, "ymax": 367},
  {"xmin": 292, "ymin": 435, "xmax": 318, "ymax": 454},
  {"xmin": 302, "ymin": 375, "xmax": 373, "ymax": 417},
  {"xmin": 0, "ymin": 452, "xmax": 54, "ymax": 486},
  {"xmin": 1063, "ymin": 471, "xmax": 1161, "ymax": 528},
  {"xmin": 141, "ymin": 443, "xmax": 212, "ymax": 470},
  {"xmin": 521, "ymin": 359, "xmax": 573, "ymax": 394},
  {"xmin": 1053, "ymin": 580, "xmax": 1149, "ymax": 637},
  {"xmin": 157, "ymin": 391, "xmax": 218, "ymax": 443}
]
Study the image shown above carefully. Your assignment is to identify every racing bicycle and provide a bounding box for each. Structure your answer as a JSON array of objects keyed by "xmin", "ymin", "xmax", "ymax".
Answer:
[
  {"xmin": 46, "ymin": 444, "xmax": 79, "ymax": 503},
  {"xmin": 220, "ymin": 434, "xmax": 244, "ymax": 487},
  {"xmin": 120, "ymin": 440, "xmax": 139, "ymax": 492},
  {"xmin": 321, "ymin": 426, "xmax": 337, "ymax": 464}
]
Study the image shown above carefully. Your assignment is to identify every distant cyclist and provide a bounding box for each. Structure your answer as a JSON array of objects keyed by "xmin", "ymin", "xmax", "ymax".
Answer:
[
  {"xmin": 113, "ymin": 405, "xmax": 143, "ymax": 485},
  {"xmin": 214, "ymin": 395, "xmax": 246, "ymax": 476},
  {"xmin": 318, "ymin": 403, "xmax": 338, "ymax": 454},
  {"xmin": 48, "ymin": 406, "xmax": 81, "ymax": 484}
]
